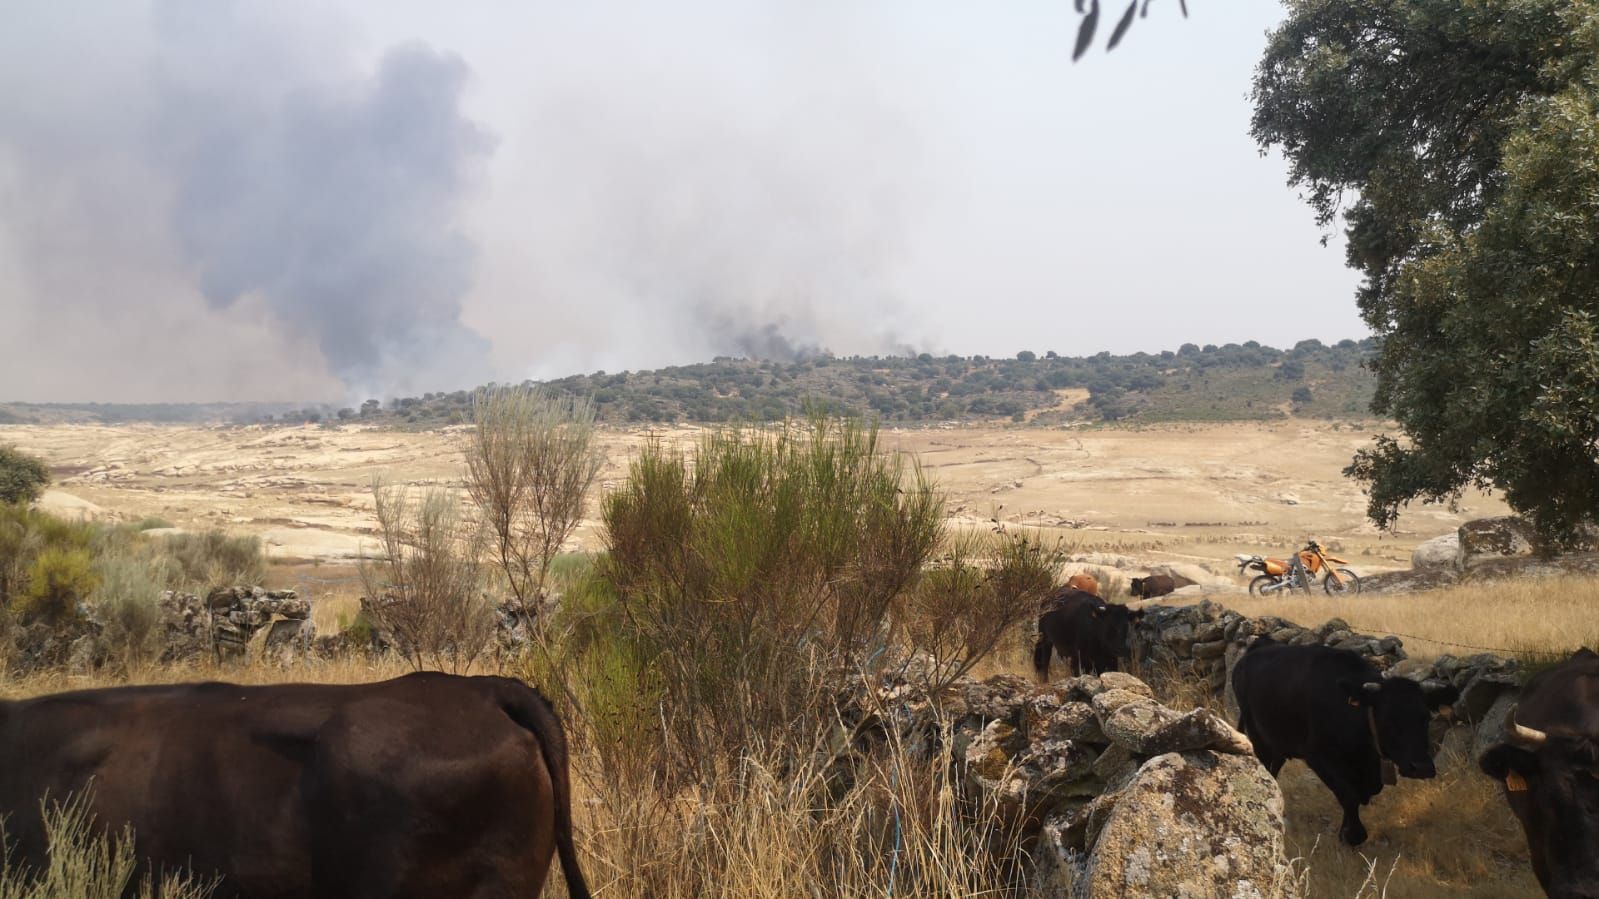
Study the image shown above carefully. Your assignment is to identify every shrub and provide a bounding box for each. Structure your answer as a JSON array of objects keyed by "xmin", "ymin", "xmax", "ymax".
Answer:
[
  {"xmin": 18, "ymin": 547, "xmax": 98, "ymax": 624},
  {"xmin": 128, "ymin": 517, "xmax": 172, "ymax": 532},
  {"xmin": 897, "ymin": 530, "xmax": 1065, "ymax": 689},
  {"xmin": 155, "ymin": 532, "xmax": 264, "ymax": 589},
  {"xmin": 465, "ymin": 386, "xmax": 604, "ymax": 629},
  {"xmin": 582, "ymin": 416, "xmax": 944, "ymax": 786},
  {"xmin": 0, "ymin": 445, "xmax": 49, "ymax": 505},
  {"xmin": 89, "ymin": 552, "xmax": 171, "ymax": 672},
  {"xmin": 358, "ymin": 479, "xmax": 494, "ymax": 673}
]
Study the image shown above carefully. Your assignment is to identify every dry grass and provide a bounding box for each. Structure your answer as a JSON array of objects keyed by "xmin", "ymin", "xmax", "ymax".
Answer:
[
  {"xmin": 7, "ymin": 569, "xmax": 1584, "ymax": 898},
  {"xmin": 1202, "ymin": 575, "xmax": 1599, "ymax": 661}
]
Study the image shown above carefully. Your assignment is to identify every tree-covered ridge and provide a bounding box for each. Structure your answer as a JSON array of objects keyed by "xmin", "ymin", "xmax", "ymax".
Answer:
[
  {"xmin": 361, "ymin": 338, "xmax": 1377, "ymax": 427},
  {"xmin": 1, "ymin": 339, "xmax": 1378, "ymax": 428}
]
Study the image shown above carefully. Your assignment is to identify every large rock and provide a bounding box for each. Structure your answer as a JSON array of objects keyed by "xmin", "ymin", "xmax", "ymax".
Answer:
[
  {"xmin": 1081, "ymin": 751, "xmax": 1295, "ymax": 899},
  {"xmin": 1411, "ymin": 533, "xmax": 1462, "ymax": 571},
  {"xmin": 1458, "ymin": 517, "xmax": 1539, "ymax": 570}
]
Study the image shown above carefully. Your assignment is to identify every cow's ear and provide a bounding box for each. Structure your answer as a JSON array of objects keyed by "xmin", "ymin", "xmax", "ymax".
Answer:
[{"xmin": 1480, "ymin": 744, "xmax": 1538, "ymax": 786}]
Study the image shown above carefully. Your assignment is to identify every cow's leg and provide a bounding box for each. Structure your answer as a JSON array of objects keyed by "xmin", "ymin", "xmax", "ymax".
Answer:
[
  {"xmin": 1032, "ymin": 635, "xmax": 1054, "ymax": 682},
  {"xmin": 1305, "ymin": 755, "xmax": 1367, "ymax": 846}
]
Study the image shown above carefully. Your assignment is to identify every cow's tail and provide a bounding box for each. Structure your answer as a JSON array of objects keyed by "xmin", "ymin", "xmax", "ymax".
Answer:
[
  {"xmin": 1032, "ymin": 629, "xmax": 1054, "ymax": 682},
  {"xmin": 497, "ymin": 682, "xmax": 593, "ymax": 899}
]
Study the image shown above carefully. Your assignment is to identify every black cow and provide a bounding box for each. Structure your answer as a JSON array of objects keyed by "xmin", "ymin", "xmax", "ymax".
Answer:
[
  {"xmin": 1033, "ymin": 590, "xmax": 1144, "ymax": 679},
  {"xmin": 1479, "ymin": 647, "xmax": 1599, "ymax": 897},
  {"xmin": 0, "ymin": 672, "xmax": 592, "ymax": 899},
  {"xmin": 1232, "ymin": 637, "xmax": 1457, "ymax": 846}
]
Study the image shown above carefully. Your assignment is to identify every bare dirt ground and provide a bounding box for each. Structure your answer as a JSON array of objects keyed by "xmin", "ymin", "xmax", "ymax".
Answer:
[{"xmin": 3, "ymin": 419, "xmax": 1504, "ymax": 573}]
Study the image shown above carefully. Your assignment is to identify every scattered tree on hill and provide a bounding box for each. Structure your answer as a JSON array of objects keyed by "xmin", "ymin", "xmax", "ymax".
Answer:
[
  {"xmin": 1254, "ymin": 0, "xmax": 1599, "ymax": 546},
  {"xmin": 0, "ymin": 445, "xmax": 49, "ymax": 505}
]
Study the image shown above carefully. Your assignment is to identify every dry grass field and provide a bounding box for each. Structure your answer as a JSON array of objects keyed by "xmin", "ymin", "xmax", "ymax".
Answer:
[{"xmin": 3, "ymin": 420, "xmax": 1580, "ymax": 897}]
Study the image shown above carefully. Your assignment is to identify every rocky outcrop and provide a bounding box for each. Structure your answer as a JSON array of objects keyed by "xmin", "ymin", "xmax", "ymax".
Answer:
[
  {"xmin": 1079, "ymin": 751, "xmax": 1292, "ymax": 899},
  {"xmin": 1411, "ymin": 533, "xmax": 1461, "ymax": 571},
  {"xmin": 1354, "ymin": 516, "xmax": 1599, "ymax": 593},
  {"xmin": 1458, "ymin": 516, "xmax": 1539, "ymax": 570},
  {"xmin": 864, "ymin": 667, "xmax": 1295, "ymax": 898},
  {"xmin": 164, "ymin": 586, "xmax": 312, "ymax": 662}
]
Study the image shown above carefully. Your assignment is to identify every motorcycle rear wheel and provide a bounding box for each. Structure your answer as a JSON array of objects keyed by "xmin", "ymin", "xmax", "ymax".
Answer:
[
  {"xmin": 1248, "ymin": 574, "xmax": 1278, "ymax": 597},
  {"xmin": 1324, "ymin": 568, "xmax": 1361, "ymax": 595}
]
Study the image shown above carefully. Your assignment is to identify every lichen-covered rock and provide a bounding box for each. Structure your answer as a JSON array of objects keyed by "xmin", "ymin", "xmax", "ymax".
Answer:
[
  {"xmin": 1103, "ymin": 704, "xmax": 1254, "ymax": 757},
  {"xmin": 1458, "ymin": 516, "xmax": 1540, "ymax": 569},
  {"xmin": 1039, "ymin": 702, "xmax": 1105, "ymax": 745},
  {"xmin": 1081, "ymin": 751, "xmax": 1295, "ymax": 899},
  {"xmin": 1091, "ymin": 688, "xmax": 1156, "ymax": 721},
  {"xmin": 1097, "ymin": 672, "xmax": 1154, "ymax": 698},
  {"xmin": 1412, "ymin": 533, "xmax": 1462, "ymax": 571}
]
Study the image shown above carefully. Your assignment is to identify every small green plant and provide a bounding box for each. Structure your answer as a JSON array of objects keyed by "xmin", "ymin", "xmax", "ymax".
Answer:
[{"xmin": 128, "ymin": 517, "xmax": 173, "ymax": 532}]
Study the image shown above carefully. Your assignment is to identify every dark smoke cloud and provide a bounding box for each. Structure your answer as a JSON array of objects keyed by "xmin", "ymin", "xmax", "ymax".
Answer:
[
  {"xmin": 149, "ymin": 4, "xmax": 494, "ymax": 398},
  {"xmin": 0, "ymin": 1, "xmax": 494, "ymax": 402}
]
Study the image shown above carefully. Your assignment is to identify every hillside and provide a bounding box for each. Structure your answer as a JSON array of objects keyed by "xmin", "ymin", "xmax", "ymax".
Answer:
[{"xmin": 1, "ymin": 338, "xmax": 1377, "ymax": 428}]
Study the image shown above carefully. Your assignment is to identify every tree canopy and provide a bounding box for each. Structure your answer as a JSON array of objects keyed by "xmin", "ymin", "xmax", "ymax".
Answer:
[
  {"xmin": 0, "ymin": 445, "xmax": 49, "ymax": 506},
  {"xmin": 1253, "ymin": 0, "xmax": 1599, "ymax": 546}
]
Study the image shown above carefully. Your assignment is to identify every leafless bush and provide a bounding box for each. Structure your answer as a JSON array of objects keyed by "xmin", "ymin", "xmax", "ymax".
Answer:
[
  {"xmin": 464, "ymin": 386, "xmax": 604, "ymax": 633},
  {"xmin": 898, "ymin": 529, "xmax": 1065, "ymax": 690},
  {"xmin": 358, "ymin": 478, "xmax": 493, "ymax": 673}
]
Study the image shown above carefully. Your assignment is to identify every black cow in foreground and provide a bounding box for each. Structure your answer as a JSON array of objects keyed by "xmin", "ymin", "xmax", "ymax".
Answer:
[
  {"xmin": 1232, "ymin": 637, "xmax": 1457, "ymax": 846},
  {"xmin": 0, "ymin": 672, "xmax": 591, "ymax": 899},
  {"xmin": 1033, "ymin": 589, "xmax": 1144, "ymax": 679},
  {"xmin": 1479, "ymin": 648, "xmax": 1599, "ymax": 898}
]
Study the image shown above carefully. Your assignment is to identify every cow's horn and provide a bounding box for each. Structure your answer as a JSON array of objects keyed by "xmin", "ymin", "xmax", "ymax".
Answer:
[
  {"xmin": 1362, "ymin": 681, "xmax": 1382, "ymax": 694},
  {"xmin": 1504, "ymin": 710, "xmax": 1548, "ymax": 747}
]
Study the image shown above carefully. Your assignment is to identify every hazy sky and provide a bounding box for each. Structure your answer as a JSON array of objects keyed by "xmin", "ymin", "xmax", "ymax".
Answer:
[{"xmin": 0, "ymin": 1, "xmax": 1363, "ymax": 403}]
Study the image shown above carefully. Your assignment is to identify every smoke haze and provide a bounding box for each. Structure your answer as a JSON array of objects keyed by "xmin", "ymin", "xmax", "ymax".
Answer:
[{"xmin": 0, "ymin": 1, "xmax": 1367, "ymax": 403}]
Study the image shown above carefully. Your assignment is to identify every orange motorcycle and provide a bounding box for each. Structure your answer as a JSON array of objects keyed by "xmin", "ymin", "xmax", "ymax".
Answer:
[{"xmin": 1235, "ymin": 540, "xmax": 1360, "ymax": 596}]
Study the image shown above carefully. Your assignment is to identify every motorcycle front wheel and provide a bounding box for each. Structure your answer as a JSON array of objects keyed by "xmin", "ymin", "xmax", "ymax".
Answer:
[
  {"xmin": 1248, "ymin": 575, "xmax": 1279, "ymax": 597},
  {"xmin": 1324, "ymin": 568, "xmax": 1361, "ymax": 595}
]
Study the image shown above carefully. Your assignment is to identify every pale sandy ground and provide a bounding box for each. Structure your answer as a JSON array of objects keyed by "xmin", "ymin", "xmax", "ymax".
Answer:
[{"xmin": 3, "ymin": 419, "xmax": 1506, "ymax": 580}]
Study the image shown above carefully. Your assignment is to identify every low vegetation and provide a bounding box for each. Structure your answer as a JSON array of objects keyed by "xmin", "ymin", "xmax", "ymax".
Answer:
[{"xmin": 0, "ymin": 503, "xmax": 267, "ymax": 672}]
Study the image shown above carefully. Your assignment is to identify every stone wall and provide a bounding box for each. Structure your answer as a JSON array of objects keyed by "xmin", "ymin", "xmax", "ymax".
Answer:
[
  {"xmin": 865, "ymin": 666, "xmax": 1297, "ymax": 898},
  {"xmin": 8, "ymin": 585, "xmax": 316, "ymax": 673},
  {"xmin": 1131, "ymin": 600, "xmax": 1524, "ymax": 741}
]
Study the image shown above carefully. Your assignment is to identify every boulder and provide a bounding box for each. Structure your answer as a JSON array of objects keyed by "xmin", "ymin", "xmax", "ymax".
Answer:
[
  {"xmin": 1081, "ymin": 751, "xmax": 1295, "ymax": 899},
  {"xmin": 1412, "ymin": 533, "xmax": 1462, "ymax": 571},
  {"xmin": 1458, "ymin": 517, "xmax": 1539, "ymax": 570}
]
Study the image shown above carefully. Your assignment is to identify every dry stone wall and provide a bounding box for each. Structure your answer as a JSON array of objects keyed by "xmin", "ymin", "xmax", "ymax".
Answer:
[
  {"xmin": 1131, "ymin": 600, "xmax": 1525, "ymax": 737},
  {"xmin": 865, "ymin": 666, "xmax": 1298, "ymax": 898}
]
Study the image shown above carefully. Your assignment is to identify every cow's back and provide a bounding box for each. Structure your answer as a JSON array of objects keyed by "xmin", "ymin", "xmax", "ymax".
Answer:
[
  {"xmin": 1233, "ymin": 640, "xmax": 1375, "ymax": 756},
  {"xmin": 0, "ymin": 674, "xmax": 570, "ymax": 899}
]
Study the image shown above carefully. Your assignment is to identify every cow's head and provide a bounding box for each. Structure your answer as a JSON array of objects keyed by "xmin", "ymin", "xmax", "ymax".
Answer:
[
  {"xmin": 1091, "ymin": 602, "xmax": 1145, "ymax": 656},
  {"xmin": 1341, "ymin": 676, "xmax": 1457, "ymax": 779},
  {"xmin": 1479, "ymin": 649, "xmax": 1599, "ymax": 897}
]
